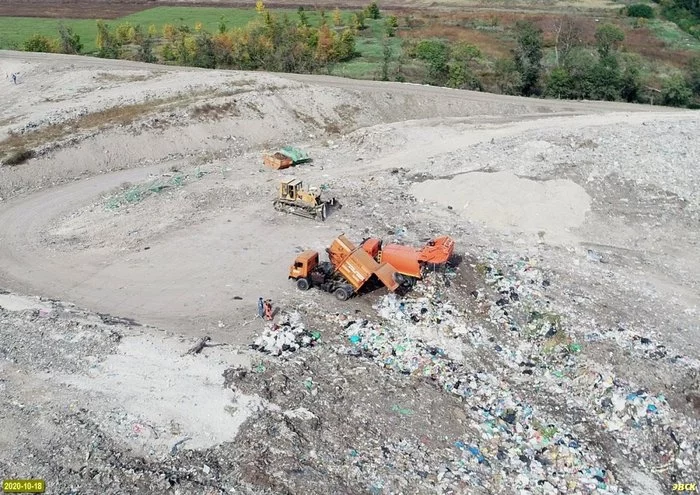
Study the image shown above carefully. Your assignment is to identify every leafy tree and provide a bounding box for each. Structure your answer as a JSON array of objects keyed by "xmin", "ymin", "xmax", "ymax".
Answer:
[
  {"xmin": 193, "ymin": 31, "xmax": 215, "ymax": 68},
  {"xmin": 688, "ymin": 56, "xmax": 700, "ymax": 95},
  {"xmin": 162, "ymin": 24, "xmax": 177, "ymax": 40},
  {"xmin": 381, "ymin": 38, "xmax": 392, "ymax": 81},
  {"xmin": 352, "ymin": 11, "xmax": 367, "ymax": 30},
  {"xmin": 58, "ymin": 24, "xmax": 82, "ymax": 54},
  {"xmin": 335, "ymin": 29, "xmax": 357, "ymax": 61},
  {"xmin": 545, "ymin": 67, "xmax": 572, "ymax": 98},
  {"xmin": 256, "ymin": 0, "xmax": 266, "ymax": 14},
  {"xmin": 333, "ymin": 8, "xmax": 343, "ymax": 26},
  {"xmin": 513, "ymin": 21, "xmax": 543, "ymax": 96},
  {"xmin": 447, "ymin": 43, "xmax": 482, "ymax": 90},
  {"xmin": 297, "ymin": 7, "xmax": 310, "ymax": 27},
  {"xmin": 385, "ymin": 15, "xmax": 399, "ymax": 37},
  {"xmin": 662, "ymin": 74, "xmax": 692, "ymax": 106},
  {"xmin": 96, "ymin": 20, "xmax": 122, "ymax": 59},
  {"xmin": 23, "ymin": 34, "xmax": 57, "ymax": 53},
  {"xmin": 136, "ymin": 28, "xmax": 156, "ymax": 63},
  {"xmin": 212, "ymin": 32, "xmax": 235, "ymax": 67},
  {"xmin": 627, "ymin": 4, "xmax": 655, "ymax": 18},
  {"xmin": 315, "ymin": 23, "xmax": 336, "ymax": 65},
  {"xmin": 494, "ymin": 57, "xmax": 520, "ymax": 95},
  {"xmin": 589, "ymin": 55, "xmax": 622, "ymax": 101},
  {"xmin": 620, "ymin": 60, "xmax": 643, "ymax": 102},
  {"xmin": 544, "ymin": 48, "xmax": 599, "ymax": 99},
  {"xmin": 115, "ymin": 22, "xmax": 136, "ymax": 44},
  {"xmin": 415, "ymin": 39, "xmax": 450, "ymax": 84},
  {"xmin": 365, "ymin": 2, "xmax": 381, "ymax": 20},
  {"xmin": 447, "ymin": 63, "xmax": 481, "ymax": 90},
  {"xmin": 595, "ymin": 24, "xmax": 625, "ymax": 57},
  {"xmin": 563, "ymin": 48, "xmax": 597, "ymax": 98}
]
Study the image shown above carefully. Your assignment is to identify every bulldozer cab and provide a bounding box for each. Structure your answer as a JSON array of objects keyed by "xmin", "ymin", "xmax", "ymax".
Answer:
[
  {"xmin": 280, "ymin": 178, "xmax": 303, "ymax": 201},
  {"xmin": 289, "ymin": 250, "xmax": 319, "ymax": 279}
]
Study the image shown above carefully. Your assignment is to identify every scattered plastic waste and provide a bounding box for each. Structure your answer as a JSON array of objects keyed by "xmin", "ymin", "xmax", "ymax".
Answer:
[
  {"xmin": 330, "ymin": 255, "xmax": 700, "ymax": 493},
  {"xmin": 391, "ymin": 405, "xmax": 414, "ymax": 416},
  {"xmin": 250, "ymin": 311, "xmax": 320, "ymax": 358}
]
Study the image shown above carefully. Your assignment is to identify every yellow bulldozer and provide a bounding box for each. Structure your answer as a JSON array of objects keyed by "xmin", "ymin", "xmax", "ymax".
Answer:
[{"xmin": 273, "ymin": 178, "xmax": 337, "ymax": 221}]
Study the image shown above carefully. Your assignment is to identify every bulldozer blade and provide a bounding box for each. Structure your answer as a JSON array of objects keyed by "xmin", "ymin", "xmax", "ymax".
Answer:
[{"xmin": 273, "ymin": 199, "xmax": 326, "ymax": 221}]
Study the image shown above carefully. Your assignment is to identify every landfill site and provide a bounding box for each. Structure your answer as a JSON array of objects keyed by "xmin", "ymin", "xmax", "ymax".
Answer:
[{"xmin": 0, "ymin": 50, "xmax": 699, "ymax": 494}]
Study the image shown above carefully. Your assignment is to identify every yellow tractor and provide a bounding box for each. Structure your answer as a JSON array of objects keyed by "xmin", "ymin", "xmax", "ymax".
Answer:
[{"xmin": 273, "ymin": 178, "xmax": 335, "ymax": 221}]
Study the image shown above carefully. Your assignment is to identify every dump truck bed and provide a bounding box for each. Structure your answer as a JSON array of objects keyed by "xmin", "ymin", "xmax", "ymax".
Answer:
[{"xmin": 327, "ymin": 235, "xmax": 399, "ymax": 292}]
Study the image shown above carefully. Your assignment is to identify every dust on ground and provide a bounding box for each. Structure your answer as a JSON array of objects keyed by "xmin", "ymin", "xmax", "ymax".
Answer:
[{"xmin": 0, "ymin": 52, "xmax": 698, "ymax": 494}]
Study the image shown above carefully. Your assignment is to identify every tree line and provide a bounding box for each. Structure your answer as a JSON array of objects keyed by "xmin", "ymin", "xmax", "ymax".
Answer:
[
  {"xmin": 403, "ymin": 20, "xmax": 700, "ymax": 107},
  {"xmin": 22, "ymin": 3, "xmax": 362, "ymax": 73},
  {"xmin": 19, "ymin": 3, "xmax": 700, "ymax": 108}
]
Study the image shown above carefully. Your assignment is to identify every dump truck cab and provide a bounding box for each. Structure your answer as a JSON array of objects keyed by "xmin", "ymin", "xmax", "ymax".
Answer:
[{"xmin": 289, "ymin": 250, "xmax": 319, "ymax": 280}]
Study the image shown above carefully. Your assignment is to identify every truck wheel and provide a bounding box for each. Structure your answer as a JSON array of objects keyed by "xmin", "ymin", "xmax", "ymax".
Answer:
[
  {"xmin": 334, "ymin": 286, "xmax": 350, "ymax": 301},
  {"xmin": 296, "ymin": 278, "xmax": 310, "ymax": 291}
]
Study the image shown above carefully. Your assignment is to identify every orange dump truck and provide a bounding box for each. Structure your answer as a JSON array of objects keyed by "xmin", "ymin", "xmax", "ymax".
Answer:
[
  {"xmin": 289, "ymin": 234, "xmax": 401, "ymax": 300},
  {"xmin": 361, "ymin": 236, "xmax": 455, "ymax": 280}
]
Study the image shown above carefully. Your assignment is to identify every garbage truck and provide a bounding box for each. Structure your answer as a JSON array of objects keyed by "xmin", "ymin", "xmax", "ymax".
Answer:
[
  {"xmin": 361, "ymin": 236, "xmax": 455, "ymax": 281},
  {"xmin": 289, "ymin": 234, "xmax": 401, "ymax": 300}
]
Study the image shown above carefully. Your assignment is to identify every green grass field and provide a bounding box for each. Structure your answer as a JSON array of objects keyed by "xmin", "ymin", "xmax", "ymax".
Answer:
[
  {"xmin": 0, "ymin": 7, "xmax": 347, "ymax": 52},
  {"xmin": 332, "ymin": 19, "xmax": 405, "ymax": 80}
]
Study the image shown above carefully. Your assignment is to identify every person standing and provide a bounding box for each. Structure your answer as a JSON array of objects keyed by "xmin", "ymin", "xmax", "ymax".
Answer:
[
  {"xmin": 11, "ymin": 73, "xmax": 17, "ymax": 84},
  {"xmin": 257, "ymin": 297, "xmax": 264, "ymax": 319},
  {"xmin": 264, "ymin": 299, "xmax": 273, "ymax": 321}
]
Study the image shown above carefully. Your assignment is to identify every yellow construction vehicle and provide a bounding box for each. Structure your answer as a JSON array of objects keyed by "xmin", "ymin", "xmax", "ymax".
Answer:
[{"xmin": 273, "ymin": 178, "xmax": 336, "ymax": 221}]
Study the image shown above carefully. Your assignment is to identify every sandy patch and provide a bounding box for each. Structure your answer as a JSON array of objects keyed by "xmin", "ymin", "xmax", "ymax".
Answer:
[
  {"xmin": 411, "ymin": 171, "xmax": 591, "ymax": 243},
  {"xmin": 0, "ymin": 293, "xmax": 51, "ymax": 312},
  {"xmin": 58, "ymin": 332, "xmax": 260, "ymax": 455}
]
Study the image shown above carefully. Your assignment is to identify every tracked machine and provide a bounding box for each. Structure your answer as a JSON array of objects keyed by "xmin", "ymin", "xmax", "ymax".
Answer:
[{"xmin": 273, "ymin": 178, "xmax": 336, "ymax": 221}]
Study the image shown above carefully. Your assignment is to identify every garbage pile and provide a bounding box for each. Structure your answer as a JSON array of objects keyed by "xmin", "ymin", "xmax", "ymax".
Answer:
[
  {"xmin": 251, "ymin": 311, "xmax": 321, "ymax": 358},
  {"xmin": 334, "ymin": 254, "xmax": 700, "ymax": 493},
  {"xmin": 342, "ymin": 316, "xmax": 625, "ymax": 493}
]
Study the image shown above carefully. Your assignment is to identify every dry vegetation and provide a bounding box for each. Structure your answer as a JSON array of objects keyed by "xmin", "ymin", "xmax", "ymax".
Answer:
[
  {"xmin": 0, "ymin": 85, "xmax": 256, "ymax": 161},
  {"xmin": 1, "ymin": 98, "xmax": 181, "ymax": 157}
]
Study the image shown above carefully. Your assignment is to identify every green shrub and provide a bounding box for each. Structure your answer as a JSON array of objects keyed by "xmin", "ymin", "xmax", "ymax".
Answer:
[
  {"xmin": 662, "ymin": 74, "xmax": 692, "ymax": 106},
  {"xmin": 58, "ymin": 24, "xmax": 83, "ymax": 54},
  {"xmin": 627, "ymin": 4, "xmax": 655, "ymax": 18},
  {"xmin": 365, "ymin": 1, "xmax": 380, "ymax": 20},
  {"xmin": 385, "ymin": 15, "xmax": 398, "ymax": 37},
  {"xmin": 23, "ymin": 34, "xmax": 57, "ymax": 53}
]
